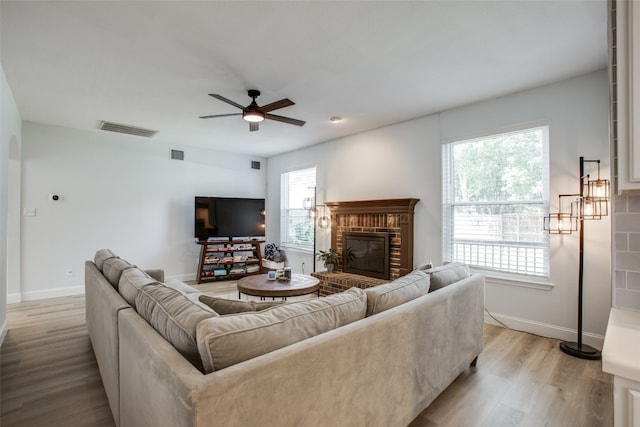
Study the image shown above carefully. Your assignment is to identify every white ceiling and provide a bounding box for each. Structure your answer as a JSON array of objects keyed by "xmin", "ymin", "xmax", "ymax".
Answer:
[{"xmin": 1, "ymin": 1, "xmax": 608, "ymax": 158}]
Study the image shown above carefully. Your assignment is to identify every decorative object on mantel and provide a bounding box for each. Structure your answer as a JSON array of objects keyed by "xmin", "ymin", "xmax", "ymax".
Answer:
[{"xmin": 543, "ymin": 156, "xmax": 610, "ymax": 360}]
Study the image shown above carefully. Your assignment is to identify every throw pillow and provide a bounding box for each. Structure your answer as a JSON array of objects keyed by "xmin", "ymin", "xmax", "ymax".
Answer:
[
  {"xmin": 423, "ymin": 262, "xmax": 471, "ymax": 292},
  {"xmin": 196, "ymin": 287, "xmax": 367, "ymax": 373},
  {"xmin": 135, "ymin": 283, "xmax": 218, "ymax": 372},
  {"xmin": 198, "ymin": 295, "xmax": 284, "ymax": 315},
  {"xmin": 364, "ymin": 270, "xmax": 431, "ymax": 316}
]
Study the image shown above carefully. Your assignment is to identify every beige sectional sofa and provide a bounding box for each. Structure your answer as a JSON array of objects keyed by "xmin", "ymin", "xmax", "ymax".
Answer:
[{"xmin": 85, "ymin": 249, "xmax": 485, "ymax": 427}]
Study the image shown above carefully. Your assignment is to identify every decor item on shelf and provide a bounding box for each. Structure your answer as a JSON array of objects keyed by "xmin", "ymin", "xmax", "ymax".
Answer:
[
  {"xmin": 317, "ymin": 248, "xmax": 340, "ymax": 272},
  {"xmin": 543, "ymin": 156, "xmax": 610, "ymax": 360}
]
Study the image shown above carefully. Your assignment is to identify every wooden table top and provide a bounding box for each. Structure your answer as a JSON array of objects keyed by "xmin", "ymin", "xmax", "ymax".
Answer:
[{"xmin": 237, "ymin": 274, "xmax": 320, "ymax": 298}]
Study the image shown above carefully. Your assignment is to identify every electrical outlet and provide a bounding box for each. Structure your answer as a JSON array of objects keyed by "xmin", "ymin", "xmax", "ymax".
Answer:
[{"xmin": 66, "ymin": 269, "xmax": 74, "ymax": 277}]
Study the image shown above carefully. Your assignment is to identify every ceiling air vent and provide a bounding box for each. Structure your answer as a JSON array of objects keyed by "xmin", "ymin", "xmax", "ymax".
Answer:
[
  {"xmin": 97, "ymin": 121, "xmax": 158, "ymax": 138},
  {"xmin": 171, "ymin": 149, "xmax": 184, "ymax": 161}
]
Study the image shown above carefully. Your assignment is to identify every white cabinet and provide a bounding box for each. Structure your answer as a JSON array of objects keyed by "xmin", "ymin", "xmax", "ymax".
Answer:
[
  {"xmin": 602, "ymin": 308, "xmax": 640, "ymax": 427},
  {"xmin": 615, "ymin": 0, "xmax": 640, "ymax": 192}
]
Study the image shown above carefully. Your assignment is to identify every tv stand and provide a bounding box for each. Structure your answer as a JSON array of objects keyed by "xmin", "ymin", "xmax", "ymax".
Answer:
[{"xmin": 196, "ymin": 240, "xmax": 264, "ymax": 283}]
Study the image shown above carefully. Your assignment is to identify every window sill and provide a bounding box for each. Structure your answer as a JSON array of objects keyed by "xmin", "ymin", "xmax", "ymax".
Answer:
[
  {"xmin": 280, "ymin": 243, "xmax": 315, "ymax": 255},
  {"xmin": 470, "ymin": 268, "xmax": 554, "ymax": 290}
]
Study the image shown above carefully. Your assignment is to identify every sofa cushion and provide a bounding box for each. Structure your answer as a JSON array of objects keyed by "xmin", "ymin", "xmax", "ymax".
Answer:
[
  {"xmin": 135, "ymin": 284, "xmax": 218, "ymax": 372},
  {"xmin": 198, "ymin": 295, "xmax": 284, "ymax": 315},
  {"xmin": 424, "ymin": 262, "xmax": 471, "ymax": 292},
  {"xmin": 102, "ymin": 257, "xmax": 136, "ymax": 289},
  {"xmin": 164, "ymin": 278, "xmax": 200, "ymax": 295},
  {"xmin": 94, "ymin": 249, "xmax": 117, "ymax": 271},
  {"xmin": 118, "ymin": 268, "xmax": 158, "ymax": 305},
  {"xmin": 196, "ymin": 287, "xmax": 367, "ymax": 373},
  {"xmin": 364, "ymin": 270, "xmax": 430, "ymax": 316}
]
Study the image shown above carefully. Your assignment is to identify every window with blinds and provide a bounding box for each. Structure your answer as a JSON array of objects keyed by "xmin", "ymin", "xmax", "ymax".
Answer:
[
  {"xmin": 280, "ymin": 167, "xmax": 316, "ymax": 248},
  {"xmin": 442, "ymin": 126, "xmax": 549, "ymax": 277}
]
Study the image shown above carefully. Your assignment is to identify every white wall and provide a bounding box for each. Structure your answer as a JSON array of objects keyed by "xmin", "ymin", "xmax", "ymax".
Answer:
[
  {"xmin": 19, "ymin": 123, "xmax": 266, "ymax": 301},
  {"xmin": 1, "ymin": 64, "xmax": 23, "ymax": 343},
  {"xmin": 266, "ymin": 70, "xmax": 611, "ymax": 346}
]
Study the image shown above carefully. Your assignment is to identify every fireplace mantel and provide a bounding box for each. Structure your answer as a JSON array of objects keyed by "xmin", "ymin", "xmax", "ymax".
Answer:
[
  {"xmin": 324, "ymin": 198, "xmax": 419, "ymax": 278},
  {"xmin": 324, "ymin": 198, "xmax": 419, "ymax": 215}
]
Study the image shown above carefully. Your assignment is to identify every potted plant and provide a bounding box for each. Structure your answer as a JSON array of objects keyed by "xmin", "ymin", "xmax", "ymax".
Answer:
[{"xmin": 317, "ymin": 248, "xmax": 340, "ymax": 272}]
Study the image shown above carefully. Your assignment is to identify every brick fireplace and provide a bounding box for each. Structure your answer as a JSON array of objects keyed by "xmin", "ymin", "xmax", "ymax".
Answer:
[{"xmin": 312, "ymin": 198, "xmax": 419, "ymax": 295}]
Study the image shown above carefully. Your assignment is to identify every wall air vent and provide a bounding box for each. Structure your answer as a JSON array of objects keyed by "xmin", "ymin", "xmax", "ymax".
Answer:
[
  {"xmin": 171, "ymin": 149, "xmax": 184, "ymax": 161},
  {"xmin": 251, "ymin": 160, "xmax": 261, "ymax": 170},
  {"xmin": 97, "ymin": 121, "xmax": 158, "ymax": 138}
]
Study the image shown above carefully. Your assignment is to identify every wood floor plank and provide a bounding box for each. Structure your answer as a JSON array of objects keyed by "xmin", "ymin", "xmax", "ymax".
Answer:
[{"xmin": 2, "ymin": 288, "xmax": 613, "ymax": 427}]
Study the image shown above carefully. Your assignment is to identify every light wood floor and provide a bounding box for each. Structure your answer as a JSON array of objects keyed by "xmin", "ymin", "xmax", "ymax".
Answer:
[{"xmin": 1, "ymin": 281, "xmax": 612, "ymax": 427}]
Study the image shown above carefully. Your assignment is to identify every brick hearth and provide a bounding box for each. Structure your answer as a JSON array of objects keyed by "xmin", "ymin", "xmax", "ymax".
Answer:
[{"xmin": 311, "ymin": 272, "xmax": 388, "ymax": 296}]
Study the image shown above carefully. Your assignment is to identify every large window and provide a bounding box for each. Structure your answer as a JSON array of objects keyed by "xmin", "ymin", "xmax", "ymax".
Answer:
[
  {"xmin": 280, "ymin": 167, "xmax": 316, "ymax": 248},
  {"xmin": 442, "ymin": 126, "xmax": 549, "ymax": 277}
]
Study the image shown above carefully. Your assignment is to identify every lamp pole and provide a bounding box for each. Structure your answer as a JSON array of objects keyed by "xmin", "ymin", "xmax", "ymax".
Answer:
[{"xmin": 558, "ymin": 157, "xmax": 601, "ymax": 360}]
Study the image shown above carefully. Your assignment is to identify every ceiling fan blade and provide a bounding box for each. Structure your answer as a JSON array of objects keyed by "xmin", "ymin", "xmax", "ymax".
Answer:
[
  {"xmin": 249, "ymin": 122, "xmax": 259, "ymax": 132},
  {"xmin": 258, "ymin": 98, "xmax": 295, "ymax": 113},
  {"xmin": 199, "ymin": 113, "xmax": 242, "ymax": 119},
  {"xmin": 209, "ymin": 94, "xmax": 245, "ymax": 110},
  {"xmin": 265, "ymin": 113, "xmax": 306, "ymax": 127}
]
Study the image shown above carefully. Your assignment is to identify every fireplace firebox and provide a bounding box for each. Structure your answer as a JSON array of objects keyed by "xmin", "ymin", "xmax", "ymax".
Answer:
[{"xmin": 342, "ymin": 232, "xmax": 390, "ymax": 280}]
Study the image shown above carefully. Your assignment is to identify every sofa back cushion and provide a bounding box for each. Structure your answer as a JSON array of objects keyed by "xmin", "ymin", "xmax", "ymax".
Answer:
[
  {"xmin": 164, "ymin": 278, "xmax": 200, "ymax": 295},
  {"xmin": 364, "ymin": 270, "xmax": 430, "ymax": 316},
  {"xmin": 118, "ymin": 268, "xmax": 157, "ymax": 305},
  {"xmin": 94, "ymin": 249, "xmax": 117, "ymax": 271},
  {"xmin": 135, "ymin": 284, "xmax": 218, "ymax": 372},
  {"xmin": 198, "ymin": 295, "xmax": 284, "ymax": 315},
  {"xmin": 102, "ymin": 257, "xmax": 136, "ymax": 289},
  {"xmin": 196, "ymin": 287, "xmax": 367, "ymax": 373},
  {"xmin": 423, "ymin": 262, "xmax": 471, "ymax": 292}
]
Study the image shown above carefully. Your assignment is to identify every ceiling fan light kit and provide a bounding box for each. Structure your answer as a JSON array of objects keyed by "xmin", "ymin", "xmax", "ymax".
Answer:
[
  {"xmin": 200, "ymin": 89, "xmax": 305, "ymax": 132},
  {"xmin": 242, "ymin": 110, "xmax": 265, "ymax": 122}
]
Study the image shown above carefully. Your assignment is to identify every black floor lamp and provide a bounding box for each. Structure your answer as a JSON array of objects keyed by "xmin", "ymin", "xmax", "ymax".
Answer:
[{"xmin": 543, "ymin": 156, "xmax": 609, "ymax": 360}]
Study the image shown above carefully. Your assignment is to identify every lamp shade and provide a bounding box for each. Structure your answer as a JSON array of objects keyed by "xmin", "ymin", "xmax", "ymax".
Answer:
[
  {"xmin": 243, "ymin": 110, "xmax": 265, "ymax": 122},
  {"xmin": 317, "ymin": 215, "xmax": 331, "ymax": 229},
  {"xmin": 544, "ymin": 212, "xmax": 578, "ymax": 234}
]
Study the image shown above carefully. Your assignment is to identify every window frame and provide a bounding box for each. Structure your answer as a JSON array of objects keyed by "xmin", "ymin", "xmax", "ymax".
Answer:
[
  {"xmin": 441, "ymin": 125, "xmax": 550, "ymax": 282},
  {"xmin": 280, "ymin": 166, "xmax": 317, "ymax": 252}
]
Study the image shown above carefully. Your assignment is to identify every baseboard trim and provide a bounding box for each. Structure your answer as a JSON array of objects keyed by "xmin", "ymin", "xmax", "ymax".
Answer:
[
  {"xmin": 484, "ymin": 310, "xmax": 605, "ymax": 350},
  {"xmin": 7, "ymin": 292, "xmax": 21, "ymax": 304},
  {"xmin": 18, "ymin": 285, "xmax": 85, "ymax": 302}
]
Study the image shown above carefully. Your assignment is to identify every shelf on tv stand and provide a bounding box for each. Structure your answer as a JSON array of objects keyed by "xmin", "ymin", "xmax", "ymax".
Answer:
[{"xmin": 196, "ymin": 239, "xmax": 265, "ymax": 283}]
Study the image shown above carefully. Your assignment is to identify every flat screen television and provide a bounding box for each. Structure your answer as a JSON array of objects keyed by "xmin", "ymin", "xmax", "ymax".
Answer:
[{"xmin": 194, "ymin": 197, "xmax": 265, "ymax": 241}]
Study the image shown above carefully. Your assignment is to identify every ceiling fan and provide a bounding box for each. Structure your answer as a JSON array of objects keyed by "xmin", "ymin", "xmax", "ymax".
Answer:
[{"xmin": 199, "ymin": 89, "xmax": 306, "ymax": 132}]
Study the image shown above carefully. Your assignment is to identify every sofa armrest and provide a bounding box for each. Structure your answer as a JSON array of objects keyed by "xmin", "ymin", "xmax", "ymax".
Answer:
[
  {"xmin": 144, "ymin": 269, "xmax": 164, "ymax": 282},
  {"xmin": 85, "ymin": 260, "xmax": 132, "ymax": 425}
]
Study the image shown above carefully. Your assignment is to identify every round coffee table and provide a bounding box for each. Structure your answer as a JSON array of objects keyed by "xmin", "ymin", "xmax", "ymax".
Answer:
[{"xmin": 237, "ymin": 274, "xmax": 320, "ymax": 300}]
